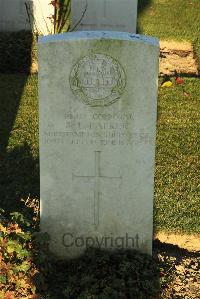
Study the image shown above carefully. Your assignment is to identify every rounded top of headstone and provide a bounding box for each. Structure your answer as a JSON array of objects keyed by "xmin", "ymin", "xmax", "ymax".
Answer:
[{"xmin": 38, "ymin": 31, "xmax": 159, "ymax": 47}]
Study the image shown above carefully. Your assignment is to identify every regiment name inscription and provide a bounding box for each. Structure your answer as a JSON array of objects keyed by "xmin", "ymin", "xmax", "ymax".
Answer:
[{"xmin": 43, "ymin": 111, "xmax": 153, "ymax": 146}]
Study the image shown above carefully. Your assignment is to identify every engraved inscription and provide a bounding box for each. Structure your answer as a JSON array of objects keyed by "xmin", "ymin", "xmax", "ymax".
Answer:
[
  {"xmin": 44, "ymin": 111, "xmax": 154, "ymax": 146},
  {"xmin": 70, "ymin": 54, "xmax": 126, "ymax": 107}
]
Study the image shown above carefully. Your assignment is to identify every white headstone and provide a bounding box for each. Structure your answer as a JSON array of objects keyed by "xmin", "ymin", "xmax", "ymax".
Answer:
[
  {"xmin": 71, "ymin": 0, "xmax": 138, "ymax": 32},
  {"xmin": 0, "ymin": 0, "xmax": 53, "ymax": 35},
  {"xmin": 38, "ymin": 31, "xmax": 159, "ymax": 258}
]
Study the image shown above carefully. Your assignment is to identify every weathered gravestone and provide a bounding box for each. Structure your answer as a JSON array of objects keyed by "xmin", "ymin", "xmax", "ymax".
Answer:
[
  {"xmin": 71, "ymin": 0, "xmax": 138, "ymax": 32},
  {"xmin": 38, "ymin": 31, "xmax": 159, "ymax": 258},
  {"xmin": 0, "ymin": 0, "xmax": 53, "ymax": 34},
  {"xmin": 0, "ymin": 0, "xmax": 31, "ymax": 31}
]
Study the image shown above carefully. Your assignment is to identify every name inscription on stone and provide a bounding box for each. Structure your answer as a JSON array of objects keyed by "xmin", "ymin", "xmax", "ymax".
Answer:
[
  {"xmin": 44, "ymin": 112, "xmax": 153, "ymax": 146},
  {"xmin": 70, "ymin": 54, "xmax": 126, "ymax": 107}
]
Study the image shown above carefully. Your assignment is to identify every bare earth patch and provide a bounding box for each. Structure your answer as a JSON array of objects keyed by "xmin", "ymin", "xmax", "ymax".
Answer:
[
  {"xmin": 160, "ymin": 40, "xmax": 199, "ymax": 76},
  {"xmin": 155, "ymin": 232, "xmax": 200, "ymax": 252},
  {"xmin": 154, "ymin": 233, "xmax": 200, "ymax": 299}
]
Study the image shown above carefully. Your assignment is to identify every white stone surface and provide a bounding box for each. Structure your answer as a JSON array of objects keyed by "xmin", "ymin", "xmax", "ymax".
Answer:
[
  {"xmin": 38, "ymin": 31, "xmax": 159, "ymax": 258},
  {"xmin": 0, "ymin": 0, "xmax": 54, "ymax": 35},
  {"xmin": 71, "ymin": 0, "xmax": 138, "ymax": 32}
]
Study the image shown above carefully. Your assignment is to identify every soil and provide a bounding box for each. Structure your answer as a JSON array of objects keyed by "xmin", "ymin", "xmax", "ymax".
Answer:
[
  {"xmin": 160, "ymin": 40, "xmax": 199, "ymax": 76},
  {"xmin": 155, "ymin": 232, "xmax": 200, "ymax": 252},
  {"xmin": 154, "ymin": 233, "xmax": 200, "ymax": 299}
]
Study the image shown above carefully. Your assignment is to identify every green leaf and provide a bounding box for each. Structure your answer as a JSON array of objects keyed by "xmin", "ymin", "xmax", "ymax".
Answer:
[
  {"xmin": 15, "ymin": 261, "xmax": 30, "ymax": 273},
  {"xmin": 10, "ymin": 212, "xmax": 31, "ymax": 227},
  {"xmin": 16, "ymin": 247, "xmax": 29, "ymax": 260},
  {"xmin": 10, "ymin": 212, "xmax": 24, "ymax": 222},
  {"xmin": 7, "ymin": 240, "xmax": 17, "ymax": 254},
  {"xmin": 0, "ymin": 275, "xmax": 7, "ymax": 283}
]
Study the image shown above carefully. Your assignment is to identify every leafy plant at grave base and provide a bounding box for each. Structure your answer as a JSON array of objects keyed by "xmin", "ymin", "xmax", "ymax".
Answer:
[
  {"xmin": 25, "ymin": 0, "xmax": 71, "ymax": 35},
  {"xmin": 0, "ymin": 209, "xmax": 47, "ymax": 298},
  {"xmin": 0, "ymin": 206, "xmax": 161, "ymax": 299},
  {"xmin": 44, "ymin": 249, "xmax": 161, "ymax": 299},
  {"xmin": 0, "ymin": 210, "xmax": 53, "ymax": 299}
]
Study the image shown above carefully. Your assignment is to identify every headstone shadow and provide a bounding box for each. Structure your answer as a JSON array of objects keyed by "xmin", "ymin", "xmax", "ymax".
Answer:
[
  {"xmin": 154, "ymin": 238, "xmax": 200, "ymax": 260},
  {"xmin": 0, "ymin": 1, "xmax": 36, "ymax": 217},
  {"xmin": 38, "ymin": 248, "xmax": 161, "ymax": 299},
  {"xmin": 0, "ymin": 143, "xmax": 39, "ymax": 216},
  {"xmin": 34, "ymin": 238, "xmax": 199, "ymax": 297},
  {"xmin": 153, "ymin": 239, "xmax": 200, "ymax": 295}
]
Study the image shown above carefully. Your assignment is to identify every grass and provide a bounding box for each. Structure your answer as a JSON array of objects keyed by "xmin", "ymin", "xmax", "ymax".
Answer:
[
  {"xmin": 138, "ymin": 0, "xmax": 200, "ymax": 41},
  {"xmin": 137, "ymin": 0, "xmax": 200, "ymax": 58},
  {"xmin": 136, "ymin": 0, "xmax": 200, "ymax": 234},
  {"xmin": 0, "ymin": 75, "xmax": 39, "ymax": 214},
  {"xmin": 6, "ymin": 75, "xmax": 39, "ymax": 158},
  {"xmin": 155, "ymin": 78, "xmax": 200, "ymax": 233}
]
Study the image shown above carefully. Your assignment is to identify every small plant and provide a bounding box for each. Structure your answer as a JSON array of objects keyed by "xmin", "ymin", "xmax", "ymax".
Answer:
[
  {"xmin": 25, "ymin": 0, "xmax": 88, "ymax": 35},
  {"xmin": 25, "ymin": 0, "xmax": 71, "ymax": 35},
  {"xmin": 0, "ymin": 208, "xmax": 54, "ymax": 298},
  {"xmin": 0, "ymin": 213, "xmax": 37, "ymax": 298},
  {"xmin": 49, "ymin": 0, "xmax": 71, "ymax": 34},
  {"xmin": 48, "ymin": 0, "xmax": 88, "ymax": 34}
]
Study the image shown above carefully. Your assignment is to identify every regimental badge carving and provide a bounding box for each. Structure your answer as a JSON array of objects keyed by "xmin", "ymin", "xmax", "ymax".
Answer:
[{"xmin": 69, "ymin": 54, "xmax": 126, "ymax": 107}]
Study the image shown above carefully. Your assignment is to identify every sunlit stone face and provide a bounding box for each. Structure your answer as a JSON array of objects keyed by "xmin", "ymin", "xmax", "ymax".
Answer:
[{"xmin": 38, "ymin": 32, "xmax": 159, "ymax": 258}]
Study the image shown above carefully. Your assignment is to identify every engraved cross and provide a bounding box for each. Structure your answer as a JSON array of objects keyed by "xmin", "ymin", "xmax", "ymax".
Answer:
[{"xmin": 73, "ymin": 151, "xmax": 122, "ymax": 228}]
